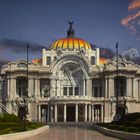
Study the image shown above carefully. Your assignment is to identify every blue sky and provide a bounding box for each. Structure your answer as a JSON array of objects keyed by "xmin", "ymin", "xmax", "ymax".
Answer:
[{"xmin": 0, "ymin": 0, "xmax": 140, "ymax": 61}]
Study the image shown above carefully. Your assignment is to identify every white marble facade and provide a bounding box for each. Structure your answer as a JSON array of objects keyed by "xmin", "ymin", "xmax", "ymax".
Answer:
[{"xmin": 0, "ymin": 25, "xmax": 140, "ymax": 123}]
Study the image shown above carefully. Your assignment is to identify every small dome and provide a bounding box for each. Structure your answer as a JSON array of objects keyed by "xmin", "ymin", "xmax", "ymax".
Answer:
[{"xmin": 51, "ymin": 37, "xmax": 91, "ymax": 50}]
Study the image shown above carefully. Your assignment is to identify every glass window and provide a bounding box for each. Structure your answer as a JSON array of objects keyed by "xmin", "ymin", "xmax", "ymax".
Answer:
[
  {"xmin": 94, "ymin": 87, "xmax": 98, "ymax": 97},
  {"xmin": 63, "ymin": 87, "xmax": 67, "ymax": 96},
  {"xmin": 99, "ymin": 87, "xmax": 102, "ymax": 97},
  {"xmin": 114, "ymin": 77, "xmax": 126, "ymax": 97},
  {"xmin": 91, "ymin": 56, "xmax": 95, "ymax": 65},
  {"xmin": 75, "ymin": 87, "xmax": 79, "ymax": 95},
  {"xmin": 46, "ymin": 57, "xmax": 51, "ymax": 65},
  {"xmin": 69, "ymin": 87, "xmax": 73, "ymax": 95},
  {"xmin": 54, "ymin": 56, "xmax": 57, "ymax": 61},
  {"xmin": 17, "ymin": 63, "xmax": 27, "ymax": 68},
  {"xmin": 17, "ymin": 77, "xmax": 28, "ymax": 97}
]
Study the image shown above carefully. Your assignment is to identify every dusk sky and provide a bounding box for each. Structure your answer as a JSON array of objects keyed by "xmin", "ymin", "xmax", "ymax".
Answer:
[{"xmin": 0, "ymin": 0, "xmax": 140, "ymax": 61}]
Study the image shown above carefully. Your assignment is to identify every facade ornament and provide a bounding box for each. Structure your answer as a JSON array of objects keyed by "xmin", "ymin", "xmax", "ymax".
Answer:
[
  {"xmin": 56, "ymin": 47, "xmax": 62, "ymax": 56},
  {"xmin": 79, "ymin": 46, "xmax": 86, "ymax": 56}
]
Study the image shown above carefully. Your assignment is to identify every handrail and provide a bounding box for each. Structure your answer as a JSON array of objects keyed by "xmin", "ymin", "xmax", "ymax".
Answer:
[{"xmin": 0, "ymin": 103, "xmax": 10, "ymax": 114}]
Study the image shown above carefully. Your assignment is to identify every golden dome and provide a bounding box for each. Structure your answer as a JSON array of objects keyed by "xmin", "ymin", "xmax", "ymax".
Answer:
[
  {"xmin": 51, "ymin": 37, "xmax": 91, "ymax": 50},
  {"xmin": 50, "ymin": 21, "xmax": 92, "ymax": 50}
]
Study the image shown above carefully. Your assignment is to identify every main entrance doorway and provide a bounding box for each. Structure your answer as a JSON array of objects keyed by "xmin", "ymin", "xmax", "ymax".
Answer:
[{"xmin": 66, "ymin": 104, "xmax": 75, "ymax": 122}]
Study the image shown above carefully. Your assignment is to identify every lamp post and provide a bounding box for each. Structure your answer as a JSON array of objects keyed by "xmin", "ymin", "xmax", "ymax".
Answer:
[
  {"xmin": 115, "ymin": 42, "xmax": 119, "ymax": 119},
  {"xmin": 26, "ymin": 44, "xmax": 29, "ymax": 96},
  {"xmin": 22, "ymin": 44, "xmax": 29, "ymax": 130},
  {"xmin": 123, "ymin": 96, "xmax": 126, "ymax": 119}
]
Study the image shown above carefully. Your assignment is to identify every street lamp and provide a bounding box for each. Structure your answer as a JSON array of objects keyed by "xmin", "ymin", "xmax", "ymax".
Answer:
[
  {"xmin": 123, "ymin": 96, "xmax": 127, "ymax": 119},
  {"xmin": 22, "ymin": 44, "xmax": 29, "ymax": 130},
  {"xmin": 115, "ymin": 42, "xmax": 119, "ymax": 119}
]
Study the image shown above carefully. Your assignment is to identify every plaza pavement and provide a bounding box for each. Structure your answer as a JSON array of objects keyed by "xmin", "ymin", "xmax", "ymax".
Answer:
[{"xmin": 26, "ymin": 126, "xmax": 119, "ymax": 140}]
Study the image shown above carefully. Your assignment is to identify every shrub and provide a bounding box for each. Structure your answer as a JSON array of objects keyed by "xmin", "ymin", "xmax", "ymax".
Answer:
[
  {"xmin": 0, "ymin": 114, "xmax": 20, "ymax": 122},
  {"xmin": 118, "ymin": 112, "xmax": 140, "ymax": 122}
]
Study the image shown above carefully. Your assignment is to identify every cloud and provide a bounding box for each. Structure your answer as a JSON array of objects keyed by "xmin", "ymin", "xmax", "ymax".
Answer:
[
  {"xmin": 128, "ymin": 0, "xmax": 140, "ymax": 11},
  {"xmin": 121, "ymin": 0, "xmax": 140, "ymax": 34},
  {"xmin": 0, "ymin": 59, "xmax": 9, "ymax": 67},
  {"xmin": 0, "ymin": 39, "xmax": 47, "ymax": 54},
  {"xmin": 90, "ymin": 44, "xmax": 115, "ymax": 58}
]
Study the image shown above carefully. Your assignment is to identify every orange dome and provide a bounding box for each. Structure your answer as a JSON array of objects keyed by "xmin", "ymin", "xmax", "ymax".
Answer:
[{"xmin": 51, "ymin": 37, "xmax": 91, "ymax": 50}]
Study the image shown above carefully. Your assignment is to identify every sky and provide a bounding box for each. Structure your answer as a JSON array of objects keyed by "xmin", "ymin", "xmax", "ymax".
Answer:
[{"xmin": 0, "ymin": 0, "xmax": 140, "ymax": 62}]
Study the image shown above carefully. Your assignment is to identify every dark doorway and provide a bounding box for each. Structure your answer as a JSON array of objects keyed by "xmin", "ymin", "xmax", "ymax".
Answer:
[{"xmin": 67, "ymin": 105, "xmax": 75, "ymax": 122}]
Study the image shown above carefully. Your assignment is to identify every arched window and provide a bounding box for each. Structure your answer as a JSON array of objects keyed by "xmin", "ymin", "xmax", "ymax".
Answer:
[
  {"xmin": 118, "ymin": 62, "xmax": 125, "ymax": 68},
  {"xmin": 17, "ymin": 63, "xmax": 27, "ymax": 68},
  {"xmin": 46, "ymin": 57, "xmax": 51, "ymax": 65},
  {"xmin": 91, "ymin": 56, "xmax": 95, "ymax": 65},
  {"xmin": 54, "ymin": 56, "xmax": 57, "ymax": 62}
]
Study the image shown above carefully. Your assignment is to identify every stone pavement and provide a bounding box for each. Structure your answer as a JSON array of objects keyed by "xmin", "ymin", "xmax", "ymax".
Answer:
[{"xmin": 27, "ymin": 126, "xmax": 119, "ymax": 140}]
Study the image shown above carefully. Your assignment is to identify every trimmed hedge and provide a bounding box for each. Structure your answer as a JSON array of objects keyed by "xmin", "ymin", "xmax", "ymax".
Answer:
[
  {"xmin": 118, "ymin": 112, "xmax": 140, "ymax": 122},
  {"xmin": 0, "ymin": 122, "xmax": 45, "ymax": 134},
  {"xmin": 0, "ymin": 114, "xmax": 20, "ymax": 122},
  {"xmin": 99, "ymin": 113, "xmax": 140, "ymax": 133}
]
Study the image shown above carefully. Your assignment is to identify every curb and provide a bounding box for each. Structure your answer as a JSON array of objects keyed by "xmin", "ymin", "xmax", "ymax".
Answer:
[
  {"xmin": 93, "ymin": 125, "xmax": 140, "ymax": 140},
  {"xmin": 0, "ymin": 125, "xmax": 49, "ymax": 140}
]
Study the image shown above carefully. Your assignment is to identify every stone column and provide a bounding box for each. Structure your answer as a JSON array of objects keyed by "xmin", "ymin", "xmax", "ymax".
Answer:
[
  {"xmin": 11, "ymin": 78, "xmax": 17, "ymax": 114},
  {"xmin": 37, "ymin": 78, "xmax": 40, "ymax": 97},
  {"xmin": 126, "ymin": 78, "xmax": 132, "ymax": 97},
  {"xmin": 28, "ymin": 78, "xmax": 34, "ymax": 97},
  {"xmin": 85, "ymin": 104, "xmax": 87, "ymax": 122},
  {"xmin": 35, "ymin": 78, "xmax": 38, "ymax": 97},
  {"xmin": 138, "ymin": 81, "xmax": 140, "ymax": 99},
  {"xmin": 60, "ymin": 80, "xmax": 63, "ymax": 96},
  {"xmin": 132, "ymin": 78, "xmax": 135, "ymax": 98},
  {"xmin": 50, "ymin": 106, "xmax": 54, "ymax": 123},
  {"xmin": 55, "ymin": 104, "xmax": 57, "ymax": 122},
  {"xmin": 73, "ymin": 87, "xmax": 75, "ymax": 96},
  {"xmin": 57, "ymin": 80, "xmax": 60, "ymax": 96},
  {"xmin": 10, "ymin": 78, "xmax": 16, "ymax": 99},
  {"xmin": 67, "ymin": 87, "xmax": 69, "ymax": 96},
  {"xmin": 75, "ymin": 104, "xmax": 78, "ymax": 122},
  {"xmin": 105, "ymin": 78, "xmax": 108, "ymax": 98},
  {"xmin": 108, "ymin": 78, "xmax": 114, "ymax": 97},
  {"xmin": 38, "ymin": 105, "xmax": 41, "ymax": 122},
  {"xmin": 64, "ymin": 104, "xmax": 67, "ymax": 122},
  {"xmin": 101, "ymin": 105, "xmax": 104, "ymax": 122},
  {"xmin": 88, "ymin": 105, "xmax": 91, "ymax": 122},
  {"xmin": 47, "ymin": 105, "xmax": 50, "ymax": 122},
  {"xmin": 86, "ymin": 79, "xmax": 92, "ymax": 97},
  {"xmin": 92, "ymin": 105, "xmax": 94, "ymax": 122},
  {"xmin": 55, "ymin": 79, "xmax": 57, "ymax": 96},
  {"xmin": 83, "ymin": 80, "xmax": 85, "ymax": 96},
  {"xmin": 50, "ymin": 79, "xmax": 56, "ymax": 97},
  {"xmin": 7, "ymin": 78, "xmax": 10, "ymax": 99}
]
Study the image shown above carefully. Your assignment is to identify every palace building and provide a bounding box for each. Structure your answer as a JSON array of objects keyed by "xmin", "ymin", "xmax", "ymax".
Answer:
[{"xmin": 0, "ymin": 22, "xmax": 140, "ymax": 123}]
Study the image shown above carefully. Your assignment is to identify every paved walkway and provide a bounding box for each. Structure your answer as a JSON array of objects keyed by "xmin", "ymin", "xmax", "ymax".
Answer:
[{"xmin": 27, "ymin": 126, "xmax": 119, "ymax": 140}]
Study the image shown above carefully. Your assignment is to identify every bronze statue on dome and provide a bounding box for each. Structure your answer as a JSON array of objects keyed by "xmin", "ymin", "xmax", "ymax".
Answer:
[{"xmin": 68, "ymin": 21, "xmax": 74, "ymax": 28}]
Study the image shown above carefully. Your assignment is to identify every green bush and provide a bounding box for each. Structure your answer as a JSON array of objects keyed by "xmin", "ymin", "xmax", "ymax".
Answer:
[
  {"xmin": 0, "ymin": 114, "xmax": 20, "ymax": 122},
  {"xmin": 0, "ymin": 122, "xmax": 45, "ymax": 134},
  {"xmin": 118, "ymin": 112, "xmax": 140, "ymax": 122}
]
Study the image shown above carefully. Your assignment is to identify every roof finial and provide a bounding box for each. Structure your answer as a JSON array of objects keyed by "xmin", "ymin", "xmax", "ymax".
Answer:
[
  {"xmin": 68, "ymin": 21, "xmax": 74, "ymax": 29},
  {"xmin": 67, "ymin": 21, "xmax": 75, "ymax": 38}
]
